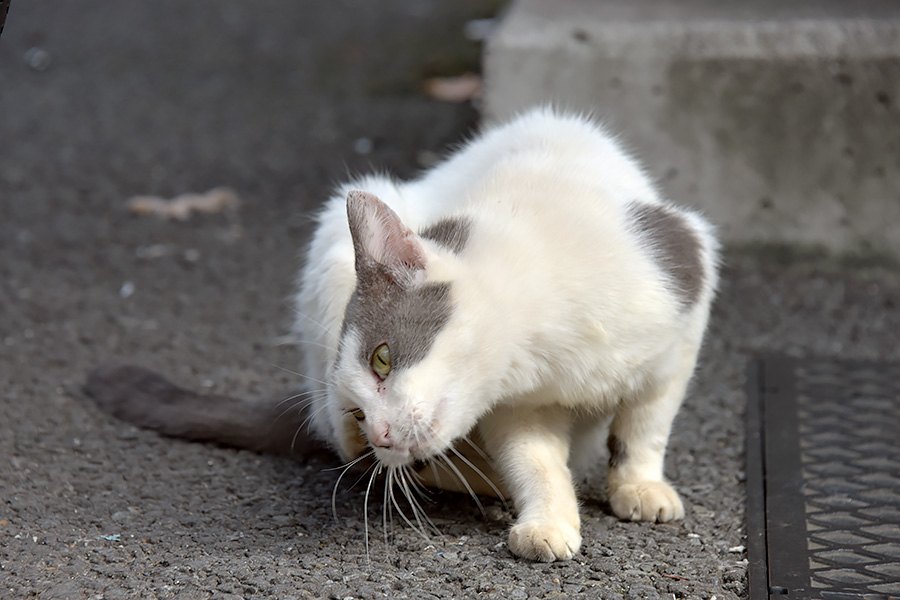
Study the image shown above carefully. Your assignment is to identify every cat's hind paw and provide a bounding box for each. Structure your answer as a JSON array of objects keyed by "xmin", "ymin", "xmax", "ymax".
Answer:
[
  {"xmin": 609, "ymin": 480, "xmax": 684, "ymax": 523},
  {"xmin": 508, "ymin": 520, "xmax": 581, "ymax": 562}
]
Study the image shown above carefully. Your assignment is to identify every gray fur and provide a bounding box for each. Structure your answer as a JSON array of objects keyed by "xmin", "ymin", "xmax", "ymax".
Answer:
[
  {"xmin": 342, "ymin": 263, "xmax": 452, "ymax": 371},
  {"xmin": 607, "ymin": 434, "xmax": 627, "ymax": 469},
  {"xmin": 420, "ymin": 217, "xmax": 472, "ymax": 254},
  {"xmin": 628, "ymin": 203, "xmax": 704, "ymax": 307}
]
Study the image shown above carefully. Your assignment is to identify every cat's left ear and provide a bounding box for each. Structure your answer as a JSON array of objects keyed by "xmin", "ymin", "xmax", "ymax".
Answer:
[{"xmin": 346, "ymin": 190, "xmax": 427, "ymax": 277}]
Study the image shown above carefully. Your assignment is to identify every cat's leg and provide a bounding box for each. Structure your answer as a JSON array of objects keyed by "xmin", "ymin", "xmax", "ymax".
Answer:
[
  {"xmin": 606, "ymin": 344, "xmax": 698, "ymax": 522},
  {"xmin": 478, "ymin": 405, "xmax": 581, "ymax": 562}
]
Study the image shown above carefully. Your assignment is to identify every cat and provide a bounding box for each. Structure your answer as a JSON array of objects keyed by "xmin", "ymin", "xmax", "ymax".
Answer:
[{"xmin": 292, "ymin": 107, "xmax": 719, "ymax": 562}]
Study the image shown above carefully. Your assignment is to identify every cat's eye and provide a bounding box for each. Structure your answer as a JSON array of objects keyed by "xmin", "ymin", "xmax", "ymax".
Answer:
[
  {"xmin": 370, "ymin": 343, "xmax": 391, "ymax": 377},
  {"xmin": 351, "ymin": 408, "xmax": 366, "ymax": 422}
]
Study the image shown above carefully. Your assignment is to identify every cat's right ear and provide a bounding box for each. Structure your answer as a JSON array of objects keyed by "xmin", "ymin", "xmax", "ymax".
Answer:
[{"xmin": 346, "ymin": 190, "xmax": 427, "ymax": 278}]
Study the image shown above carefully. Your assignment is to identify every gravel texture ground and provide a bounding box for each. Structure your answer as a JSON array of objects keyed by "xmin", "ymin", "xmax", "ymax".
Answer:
[{"xmin": 3, "ymin": 2, "xmax": 900, "ymax": 599}]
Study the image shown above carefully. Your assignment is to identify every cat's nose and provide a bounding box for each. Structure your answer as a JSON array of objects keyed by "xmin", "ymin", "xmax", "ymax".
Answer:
[{"xmin": 370, "ymin": 423, "xmax": 392, "ymax": 449}]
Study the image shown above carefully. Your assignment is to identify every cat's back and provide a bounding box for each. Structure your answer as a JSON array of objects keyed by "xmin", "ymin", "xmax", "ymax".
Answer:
[
  {"xmin": 410, "ymin": 108, "xmax": 658, "ymax": 215},
  {"xmin": 446, "ymin": 109, "xmax": 715, "ymax": 301}
]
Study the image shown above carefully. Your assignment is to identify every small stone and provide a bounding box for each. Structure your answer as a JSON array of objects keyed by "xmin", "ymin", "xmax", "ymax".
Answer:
[
  {"xmin": 353, "ymin": 138, "xmax": 373, "ymax": 155},
  {"xmin": 183, "ymin": 248, "xmax": 201, "ymax": 262},
  {"xmin": 24, "ymin": 47, "xmax": 52, "ymax": 71},
  {"xmin": 117, "ymin": 428, "xmax": 139, "ymax": 441},
  {"xmin": 136, "ymin": 244, "xmax": 169, "ymax": 259},
  {"xmin": 111, "ymin": 511, "xmax": 131, "ymax": 524}
]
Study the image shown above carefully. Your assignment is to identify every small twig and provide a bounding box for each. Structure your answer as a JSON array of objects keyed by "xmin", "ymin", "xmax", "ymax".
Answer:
[{"xmin": 662, "ymin": 573, "xmax": 691, "ymax": 581}]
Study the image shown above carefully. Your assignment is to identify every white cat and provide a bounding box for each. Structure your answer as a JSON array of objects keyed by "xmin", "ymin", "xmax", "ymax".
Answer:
[{"xmin": 293, "ymin": 107, "xmax": 718, "ymax": 562}]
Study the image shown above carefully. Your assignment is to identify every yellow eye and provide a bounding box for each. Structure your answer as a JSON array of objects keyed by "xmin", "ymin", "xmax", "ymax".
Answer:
[
  {"xmin": 370, "ymin": 343, "xmax": 391, "ymax": 377},
  {"xmin": 351, "ymin": 408, "xmax": 366, "ymax": 422}
]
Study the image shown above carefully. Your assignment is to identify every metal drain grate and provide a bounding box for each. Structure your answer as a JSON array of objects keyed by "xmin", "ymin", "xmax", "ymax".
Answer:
[{"xmin": 747, "ymin": 357, "xmax": 900, "ymax": 600}]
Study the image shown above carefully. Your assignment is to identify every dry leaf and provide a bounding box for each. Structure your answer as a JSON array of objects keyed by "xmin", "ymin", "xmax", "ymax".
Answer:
[
  {"xmin": 423, "ymin": 73, "xmax": 482, "ymax": 103},
  {"xmin": 127, "ymin": 187, "xmax": 240, "ymax": 220}
]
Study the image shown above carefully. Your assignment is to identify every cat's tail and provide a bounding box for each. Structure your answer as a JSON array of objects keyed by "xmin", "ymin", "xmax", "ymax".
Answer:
[{"xmin": 83, "ymin": 363, "xmax": 331, "ymax": 460}]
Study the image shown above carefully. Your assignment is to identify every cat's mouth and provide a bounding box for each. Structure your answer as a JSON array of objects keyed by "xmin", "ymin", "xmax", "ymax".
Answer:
[{"xmin": 371, "ymin": 441, "xmax": 434, "ymax": 468}]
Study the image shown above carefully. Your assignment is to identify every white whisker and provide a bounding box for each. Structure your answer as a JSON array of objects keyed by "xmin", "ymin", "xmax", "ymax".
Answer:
[
  {"xmin": 387, "ymin": 467, "xmax": 430, "ymax": 541},
  {"xmin": 383, "ymin": 467, "xmax": 391, "ymax": 548},
  {"xmin": 291, "ymin": 309, "xmax": 335, "ymax": 337},
  {"xmin": 267, "ymin": 362, "xmax": 330, "ymax": 388},
  {"xmin": 363, "ymin": 463, "xmax": 382, "ymax": 563},
  {"xmin": 297, "ymin": 401, "xmax": 330, "ymax": 436},
  {"xmin": 403, "ymin": 464, "xmax": 431, "ymax": 499},
  {"xmin": 273, "ymin": 388, "xmax": 328, "ymax": 412},
  {"xmin": 428, "ymin": 462, "xmax": 443, "ymax": 489},
  {"xmin": 330, "ymin": 451, "xmax": 375, "ymax": 520},
  {"xmin": 449, "ymin": 446, "xmax": 508, "ymax": 508},
  {"xmin": 277, "ymin": 338, "xmax": 335, "ymax": 351},
  {"xmin": 437, "ymin": 453, "xmax": 486, "ymax": 517},
  {"xmin": 460, "ymin": 435, "xmax": 495, "ymax": 468},
  {"xmin": 399, "ymin": 466, "xmax": 439, "ymax": 535},
  {"xmin": 323, "ymin": 450, "xmax": 374, "ymax": 473},
  {"xmin": 276, "ymin": 394, "xmax": 328, "ymax": 424},
  {"xmin": 290, "ymin": 402, "xmax": 329, "ymax": 453}
]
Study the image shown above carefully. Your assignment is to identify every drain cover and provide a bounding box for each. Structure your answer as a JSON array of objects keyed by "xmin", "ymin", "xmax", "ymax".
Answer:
[{"xmin": 747, "ymin": 357, "xmax": 900, "ymax": 600}]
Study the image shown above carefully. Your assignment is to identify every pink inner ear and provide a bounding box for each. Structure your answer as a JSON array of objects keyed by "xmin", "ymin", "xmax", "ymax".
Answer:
[{"xmin": 347, "ymin": 190, "xmax": 427, "ymax": 273}]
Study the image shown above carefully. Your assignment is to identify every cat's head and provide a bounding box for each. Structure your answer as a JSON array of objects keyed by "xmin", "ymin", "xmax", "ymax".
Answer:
[{"xmin": 325, "ymin": 190, "xmax": 487, "ymax": 467}]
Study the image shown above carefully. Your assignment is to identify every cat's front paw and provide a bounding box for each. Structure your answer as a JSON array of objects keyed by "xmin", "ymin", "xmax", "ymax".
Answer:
[
  {"xmin": 609, "ymin": 481, "xmax": 684, "ymax": 522},
  {"xmin": 508, "ymin": 520, "xmax": 581, "ymax": 562}
]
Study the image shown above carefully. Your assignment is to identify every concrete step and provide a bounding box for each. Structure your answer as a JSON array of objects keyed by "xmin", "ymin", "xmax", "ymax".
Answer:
[{"xmin": 483, "ymin": 0, "xmax": 900, "ymax": 259}]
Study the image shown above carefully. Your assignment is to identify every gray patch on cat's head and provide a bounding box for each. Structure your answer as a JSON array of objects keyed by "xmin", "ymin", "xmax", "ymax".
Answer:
[
  {"xmin": 341, "ymin": 264, "xmax": 452, "ymax": 371},
  {"xmin": 628, "ymin": 203, "xmax": 704, "ymax": 307},
  {"xmin": 419, "ymin": 217, "xmax": 472, "ymax": 255}
]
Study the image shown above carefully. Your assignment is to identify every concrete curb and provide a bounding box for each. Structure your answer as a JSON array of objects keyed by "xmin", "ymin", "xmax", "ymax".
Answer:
[{"xmin": 484, "ymin": 0, "xmax": 900, "ymax": 258}]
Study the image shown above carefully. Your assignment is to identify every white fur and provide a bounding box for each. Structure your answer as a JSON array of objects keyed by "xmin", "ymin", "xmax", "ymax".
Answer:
[{"xmin": 293, "ymin": 108, "xmax": 718, "ymax": 561}]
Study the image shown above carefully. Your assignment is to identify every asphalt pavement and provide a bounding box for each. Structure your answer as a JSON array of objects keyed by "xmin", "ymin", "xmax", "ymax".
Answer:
[{"xmin": 3, "ymin": 2, "xmax": 900, "ymax": 599}]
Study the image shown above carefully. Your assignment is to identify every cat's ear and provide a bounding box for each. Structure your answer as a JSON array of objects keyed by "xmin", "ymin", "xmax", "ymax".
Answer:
[{"xmin": 346, "ymin": 190, "xmax": 427, "ymax": 276}]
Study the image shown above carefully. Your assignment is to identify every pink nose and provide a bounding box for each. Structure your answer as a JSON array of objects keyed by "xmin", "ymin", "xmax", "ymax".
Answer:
[{"xmin": 370, "ymin": 423, "xmax": 392, "ymax": 449}]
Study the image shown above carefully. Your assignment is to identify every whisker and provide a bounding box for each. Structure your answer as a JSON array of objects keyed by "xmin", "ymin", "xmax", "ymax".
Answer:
[
  {"xmin": 330, "ymin": 452, "xmax": 375, "ymax": 520},
  {"xmin": 266, "ymin": 362, "xmax": 330, "ymax": 388},
  {"xmin": 437, "ymin": 453, "xmax": 486, "ymax": 517},
  {"xmin": 397, "ymin": 467, "xmax": 428, "ymax": 535},
  {"xmin": 363, "ymin": 463, "xmax": 382, "ymax": 563},
  {"xmin": 428, "ymin": 462, "xmax": 443, "ymax": 489},
  {"xmin": 346, "ymin": 456, "xmax": 381, "ymax": 492},
  {"xmin": 403, "ymin": 464, "xmax": 431, "ymax": 499},
  {"xmin": 460, "ymin": 435, "xmax": 495, "ymax": 468},
  {"xmin": 275, "ymin": 394, "xmax": 328, "ymax": 424},
  {"xmin": 383, "ymin": 467, "xmax": 391, "ymax": 548},
  {"xmin": 290, "ymin": 402, "xmax": 330, "ymax": 454},
  {"xmin": 449, "ymin": 446, "xmax": 508, "ymax": 509},
  {"xmin": 401, "ymin": 427, "xmax": 441, "ymax": 534},
  {"xmin": 274, "ymin": 337, "xmax": 335, "ymax": 351},
  {"xmin": 297, "ymin": 401, "xmax": 330, "ymax": 436},
  {"xmin": 387, "ymin": 467, "xmax": 430, "ymax": 541},
  {"xmin": 322, "ymin": 450, "xmax": 374, "ymax": 472},
  {"xmin": 291, "ymin": 309, "xmax": 335, "ymax": 337},
  {"xmin": 399, "ymin": 466, "xmax": 439, "ymax": 535},
  {"xmin": 273, "ymin": 388, "xmax": 328, "ymax": 412}
]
